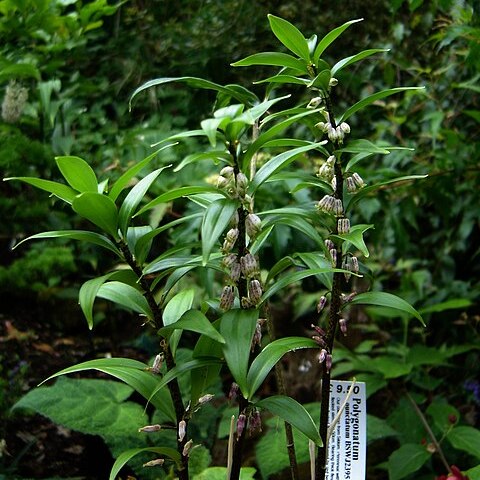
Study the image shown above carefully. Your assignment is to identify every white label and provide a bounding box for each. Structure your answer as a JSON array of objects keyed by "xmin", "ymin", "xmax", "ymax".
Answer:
[{"xmin": 325, "ymin": 380, "xmax": 367, "ymax": 480}]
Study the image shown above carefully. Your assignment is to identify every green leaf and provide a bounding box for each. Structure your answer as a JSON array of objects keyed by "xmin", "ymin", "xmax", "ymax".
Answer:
[
  {"xmin": 250, "ymin": 142, "xmax": 326, "ymax": 192},
  {"xmin": 201, "ymin": 198, "xmax": 238, "ymax": 264},
  {"xmin": 39, "ymin": 358, "xmax": 176, "ymax": 421},
  {"xmin": 72, "ymin": 192, "xmax": 119, "ymax": 239},
  {"xmin": 174, "ymin": 151, "xmax": 230, "ymax": 172},
  {"xmin": 295, "ymin": 252, "xmax": 334, "ymax": 290},
  {"xmin": 4, "ymin": 177, "xmax": 77, "ymax": 204},
  {"xmin": 262, "ymin": 268, "xmax": 344, "ymax": 303},
  {"xmin": 338, "ymin": 87, "xmax": 425, "ymax": 123},
  {"xmin": 162, "ymin": 289, "xmax": 195, "ymax": 355},
  {"xmin": 97, "ymin": 281, "xmax": 153, "ymax": 319},
  {"xmin": 130, "ymin": 77, "xmax": 258, "ymax": 110},
  {"xmin": 419, "ymin": 298, "xmax": 472, "ymax": 314},
  {"xmin": 55, "ymin": 156, "xmax": 98, "ymax": 193},
  {"xmin": 118, "ymin": 167, "xmax": 169, "ymax": 234},
  {"xmin": 426, "ymin": 401, "xmax": 460, "ymax": 433},
  {"xmin": 109, "ymin": 144, "xmax": 176, "ymax": 201},
  {"xmin": 232, "ymin": 52, "xmax": 308, "ymax": 73},
  {"xmin": 313, "ymin": 19, "xmax": 363, "ymax": 66},
  {"xmin": 387, "ymin": 443, "xmax": 430, "ymax": 480},
  {"xmin": 330, "ymin": 223, "xmax": 374, "ymax": 258},
  {"xmin": 337, "ymin": 139, "xmax": 391, "ymax": 155},
  {"xmin": 193, "ymin": 467, "xmax": 257, "ymax": 480},
  {"xmin": 465, "ymin": 464, "xmax": 480, "ymax": 480},
  {"xmin": 136, "ymin": 186, "xmax": 220, "ymax": 217},
  {"xmin": 367, "ymin": 414, "xmax": 398, "ymax": 443},
  {"xmin": 348, "ymin": 291, "xmax": 424, "ymax": 325},
  {"xmin": 447, "ymin": 426, "xmax": 480, "ymax": 460},
  {"xmin": 12, "ymin": 230, "xmax": 120, "ymax": 256},
  {"xmin": 369, "ymin": 356, "xmax": 413, "ymax": 379},
  {"xmin": 254, "ymin": 74, "xmax": 310, "ymax": 86},
  {"xmin": 307, "ymin": 69, "xmax": 331, "ymax": 92},
  {"xmin": 159, "ymin": 310, "xmax": 225, "ymax": 344},
  {"xmin": 110, "ymin": 447, "xmax": 181, "ymax": 480},
  {"xmin": 256, "ymin": 395, "xmax": 322, "ymax": 446},
  {"xmin": 220, "ymin": 309, "xmax": 260, "ymax": 395},
  {"xmin": 267, "ymin": 15, "xmax": 310, "ymax": 62},
  {"xmin": 331, "ymin": 48, "xmax": 389, "ymax": 75},
  {"xmin": 201, "ymin": 117, "xmax": 226, "ymax": 147},
  {"xmin": 0, "ymin": 62, "xmax": 40, "ymax": 82},
  {"xmin": 246, "ymin": 337, "xmax": 318, "ymax": 398},
  {"xmin": 262, "ymin": 213, "xmax": 323, "ymax": 246}
]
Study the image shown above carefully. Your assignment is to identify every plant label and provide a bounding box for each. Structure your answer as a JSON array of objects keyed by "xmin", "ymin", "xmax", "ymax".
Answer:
[{"xmin": 325, "ymin": 380, "xmax": 367, "ymax": 480}]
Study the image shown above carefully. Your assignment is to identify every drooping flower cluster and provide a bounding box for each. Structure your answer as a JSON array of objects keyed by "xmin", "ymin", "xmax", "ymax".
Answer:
[{"xmin": 315, "ymin": 112, "xmax": 350, "ymax": 144}]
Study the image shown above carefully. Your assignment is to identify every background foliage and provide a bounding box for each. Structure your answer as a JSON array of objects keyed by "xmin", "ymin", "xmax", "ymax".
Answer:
[{"xmin": 1, "ymin": 0, "xmax": 479, "ymax": 479}]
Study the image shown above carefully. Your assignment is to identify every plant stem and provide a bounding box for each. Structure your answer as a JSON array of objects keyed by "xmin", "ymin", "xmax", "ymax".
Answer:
[{"xmin": 119, "ymin": 242, "xmax": 189, "ymax": 479}]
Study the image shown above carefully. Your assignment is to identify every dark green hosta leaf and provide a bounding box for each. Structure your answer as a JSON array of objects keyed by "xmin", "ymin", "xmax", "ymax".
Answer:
[
  {"xmin": 331, "ymin": 48, "xmax": 389, "ymax": 75},
  {"xmin": 348, "ymin": 291, "xmax": 424, "ymax": 325},
  {"xmin": 72, "ymin": 192, "xmax": 119, "ymax": 239},
  {"xmin": 330, "ymin": 224, "xmax": 374, "ymax": 258},
  {"xmin": 231, "ymin": 52, "xmax": 308, "ymax": 73},
  {"xmin": 447, "ymin": 426, "xmax": 480, "ymax": 460},
  {"xmin": 110, "ymin": 447, "xmax": 181, "ymax": 480},
  {"xmin": 55, "ymin": 156, "xmax": 98, "ymax": 193},
  {"xmin": 267, "ymin": 14, "xmax": 311, "ymax": 62},
  {"xmin": 4, "ymin": 177, "xmax": 77, "ymax": 204},
  {"xmin": 201, "ymin": 198, "xmax": 238, "ymax": 264},
  {"xmin": 250, "ymin": 142, "xmax": 326, "ymax": 192},
  {"xmin": 220, "ymin": 309, "xmax": 259, "ymax": 395},
  {"xmin": 118, "ymin": 167, "xmax": 170, "ymax": 235},
  {"xmin": 338, "ymin": 87, "xmax": 425, "ymax": 123},
  {"xmin": 387, "ymin": 443, "xmax": 430, "ymax": 480},
  {"xmin": 39, "ymin": 358, "xmax": 176, "ymax": 421},
  {"xmin": 130, "ymin": 77, "xmax": 258, "ymax": 110},
  {"xmin": 12, "ymin": 230, "xmax": 120, "ymax": 256},
  {"xmin": 97, "ymin": 281, "xmax": 153, "ymax": 320},
  {"xmin": 256, "ymin": 395, "xmax": 322, "ymax": 446},
  {"xmin": 313, "ymin": 19, "xmax": 363, "ymax": 66},
  {"xmin": 159, "ymin": 310, "xmax": 225, "ymax": 344},
  {"xmin": 246, "ymin": 337, "xmax": 318, "ymax": 398},
  {"xmin": 109, "ymin": 144, "xmax": 176, "ymax": 201}
]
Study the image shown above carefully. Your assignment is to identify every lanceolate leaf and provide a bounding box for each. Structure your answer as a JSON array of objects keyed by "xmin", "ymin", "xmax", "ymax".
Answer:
[
  {"xmin": 250, "ymin": 142, "xmax": 326, "ymax": 192},
  {"xmin": 338, "ymin": 87, "xmax": 425, "ymax": 123},
  {"xmin": 220, "ymin": 309, "xmax": 260, "ymax": 395},
  {"xmin": 12, "ymin": 230, "xmax": 120, "ymax": 256},
  {"xmin": 313, "ymin": 19, "xmax": 363, "ymax": 66},
  {"xmin": 254, "ymin": 75, "xmax": 310, "ymax": 86},
  {"xmin": 330, "ymin": 224, "xmax": 374, "ymax": 258},
  {"xmin": 129, "ymin": 77, "xmax": 258, "ymax": 110},
  {"xmin": 231, "ymin": 52, "xmax": 308, "ymax": 73},
  {"xmin": 39, "ymin": 358, "xmax": 176, "ymax": 421},
  {"xmin": 55, "ymin": 156, "xmax": 98, "ymax": 193},
  {"xmin": 331, "ymin": 48, "xmax": 390, "ymax": 75},
  {"xmin": 246, "ymin": 338, "xmax": 318, "ymax": 398},
  {"xmin": 72, "ymin": 192, "xmax": 119, "ymax": 239},
  {"xmin": 201, "ymin": 198, "xmax": 238, "ymax": 264},
  {"xmin": 97, "ymin": 281, "xmax": 153, "ymax": 320},
  {"xmin": 268, "ymin": 15, "xmax": 311, "ymax": 62},
  {"xmin": 110, "ymin": 447, "xmax": 181, "ymax": 480},
  {"xmin": 447, "ymin": 426, "xmax": 480, "ymax": 460},
  {"xmin": 348, "ymin": 292, "xmax": 424, "ymax": 325},
  {"xmin": 118, "ymin": 167, "xmax": 169, "ymax": 234},
  {"xmin": 256, "ymin": 396, "xmax": 322, "ymax": 446},
  {"xmin": 387, "ymin": 443, "xmax": 430, "ymax": 480},
  {"xmin": 109, "ymin": 144, "xmax": 176, "ymax": 201},
  {"xmin": 159, "ymin": 310, "xmax": 225, "ymax": 344},
  {"xmin": 4, "ymin": 177, "xmax": 77, "ymax": 204}
]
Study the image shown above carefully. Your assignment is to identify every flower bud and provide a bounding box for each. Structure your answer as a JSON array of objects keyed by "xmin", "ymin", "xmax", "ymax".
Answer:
[
  {"xmin": 335, "ymin": 126, "xmax": 345, "ymax": 142},
  {"xmin": 226, "ymin": 228, "xmax": 239, "ymax": 243},
  {"xmin": 339, "ymin": 318, "xmax": 348, "ymax": 336},
  {"xmin": 242, "ymin": 194, "xmax": 254, "ymax": 212},
  {"xmin": 228, "ymin": 382, "xmax": 239, "ymax": 402},
  {"xmin": 331, "ymin": 176, "xmax": 337, "ymax": 191},
  {"xmin": 229, "ymin": 262, "xmax": 242, "ymax": 282},
  {"xmin": 143, "ymin": 458, "xmax": 165, "ymax": 467},
  {"xmin": 342, "ymin": 258, "xmax": 352, "ymax": 282},
  {"xmin": 318, "ymin": 162, "xmax": 333, "ymax": 181},
  {"xmin": 307, "ymin": 96, "xmax": 322, "ymax": 108},
  {"xmin": 249, "ymin": 279, "xmax": 263, "ymax": 305},
  {"xmin": 248, "ymin": 410, "xmax": 262, "ymax": 434},
  {"xmin": 220, "ymin": 285, "xmax": 235, "ymax": 310},
  {"xmin": 251, "ymin": 320, "xmax": 263, "ymax": 351},
  {"xmin": 240, "ymin": 253, "xmax": 258, "ymax": 278},
  {"xmin": 330, "ymin": 248, "xmax": 337, "ymax": 266},
  {"xmin": 317, "ymin": 195, "xmax": 335, "ymax": 213},
  {"xmin": 350, "ymin": 256, "xmax": 359, "ymax": 274},
  {"xmin": 333, "ymin": 199, "xmax": 343, "ymax": 217},
  {"xmin": 246, "ymin": 213, "xmax": 262, "ymax": 239},
  {"xmin": 236, "ymin": 172, "xmax": 248, "ymax": 195},
  {"xmin": 139, "ymin": 424, "xmax": 162, "ymax": 433},
  {"xmin": 241, "ymin": 296, "xmax": 253, "ymax": 309},
  {"xmin": 222, "ymin": 253, "xmax": 237, "ymax": 268},
  {"xmin": 317, "ymin": 296, "xmax": 327, "ymax": 313},
  {"xmin": 325, "ymin": 239, "xmax": 335, "ymax": 251},
  {"xmin": 319, "ymin": 349, "xmax": 328, "ymax": 363},
  {"xmin": 346, "ymin": 176, "xmax": 357, "ymax": 193},
  {"xmin": 352, "ymin": 172, "xmax": 365, "ymax": 188},
  {"xmin": 315, "ymin": 121, "xmax": 329, "ymax": 133},
  {"xmin": 312, "ymin": 335, "xmax": 327, "ymax": 348},
  {"xmin": 311, "ymin": 324, "xmax": 327, "ymax": 337},
  {"xmin": 217, "ymin": 175, "xmax": 229, "ymax": 188},
  {"xmin": 327, "ymin": 124, "xmax": 337, "ymax": 142},
  {"xmin": 340, "ymin": 122, "xmax": 350, "ymax": 134},
  {"xmin": 178, "ymin": 420, "xmax": 186, "ymax": 442},
  {"xmin": 337, "ymin": 218, "xmax": 350, "ymax": 235},
  {"xmin": 182, "ymin": 439, "xmax": 193, "ymax": 457},
  {"xmin": 326, "ymin": 354, "xmax": 332, "ymax": 372},
  {"xmin": 329, "ymin": 77, "xmax": 339, "ymax": 87},
  {"xmin": 237, "ymin": 414, "xmax": 246, "ymax": 439},
  {"xmin": 151, "ymin": 353, "xmax": 164, "ymax": 374},
  {"xmin": 198, "ymin": 394, "xmax": 215, "ymax": 405},
  {"xmin": 220, "ymin": 166, "xmax": 234, "ymax": 178}
]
